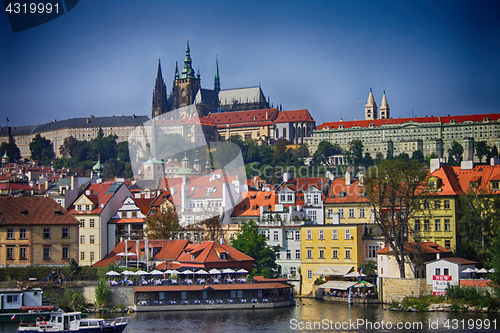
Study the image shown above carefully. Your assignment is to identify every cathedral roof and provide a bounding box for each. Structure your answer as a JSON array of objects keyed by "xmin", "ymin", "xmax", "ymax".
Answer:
[
  {"xmin": 218, "ymin": 87, "xmax": 266, "ymax": 106},
  {"xmin": 274, "ymin": 109, "xmax": 315, "ymax": 123},
  {"xmin": 208, "ymin": 108, "xmax": 278, "ymax": 126}
]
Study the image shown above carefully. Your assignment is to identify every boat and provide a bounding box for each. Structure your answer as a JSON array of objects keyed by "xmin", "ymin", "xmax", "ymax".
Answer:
[{"xmin": 18, "ymin": 311, "xmax": 128, "ymax": 332}]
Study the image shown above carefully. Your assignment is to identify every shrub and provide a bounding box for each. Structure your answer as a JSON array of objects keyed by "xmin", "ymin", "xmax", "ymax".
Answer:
[{"xmin": 94, "ymin": 278, "xmax": 111, "ymax": 308}]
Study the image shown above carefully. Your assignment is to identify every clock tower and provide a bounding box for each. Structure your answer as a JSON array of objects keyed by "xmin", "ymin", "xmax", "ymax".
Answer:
[{"xmin": 172, "ymin": 39, "xmax": 201, "ymax": 114}]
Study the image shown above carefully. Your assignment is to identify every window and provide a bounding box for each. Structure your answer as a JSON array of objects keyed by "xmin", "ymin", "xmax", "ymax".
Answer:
[
  {"xmin": 19, "ymin": 228, "xmax": 26, "ymax": 239},
  {"xmin": 313, "ymin": 195, "xmax": 319, "ymax": 204},
  {"xmin": 80, "ymin": 251, "xmax": 85, "ymax": 261},
  {"xmin": 444, "ymin": 268, "xmax": 449, "ymax": 276},
  {"xmin": 339, "ymin": 209, "xmax": 344, "ymax": 218},
  {"xmin": 280, "ymin": 194, "xmax": 286, "ymax": 202},
  {"xmin": 6, "ymin": 248, "xmax": 13, "ymax": 259},
  {"xmin": 77, "ymin": 205, "xmax": 81, "ymax": 211},
  {"xmin": 444, "ymin": 219, "xmax": 451, "ymax": 231},
  {"xmin": 444, "ymin": 200, "xmax": 450, "ymax": 209},
  {"xmin": 319, "ymin": 249, "xmax": 325, "ymax": 258},
  {"xmin": 434, "ymin": 200, "xmax": 441, "ymax": 209},
  {"xmin": 359, "ymin": 208, "xmax": 365, "ymax": 218},
  {"xmin": 287, "ymin": 194, "xmax": 293, "ymax": 202},
  {"xmin": 345, "ymin": 250, "xmax": 351, "ymax": 259},
  {"xmin": 295, "ymin": 249, "xmax": 301, "ymax": 259},
  {"xmin": 306, "ymin": 230, "xmax": 312, "ymax": 240},
  {"xmin": 445, "ymin": 240, "xmax": 451, "ymax": 249},
  {"xmin": 423, "ymin": 200, "xmax": 430, "ymax": 209},
  {"xmin": 330, "ymin": 230, "xmax": 337, "ymax": 241},
  {"xmin": 307, "ymin": 210, "xmax": 317, "ymax": 221},
  {"xmin": 435, "ymin": 268, "xmax": 441, "ymax": 275},
  {"xmin": 7, "ymin": 229, "xmax": 14, "ymax": 240},
  {"xmin": 327, "ymin": 209, "xmax": 333, "ymax": 219},
  {"xmin": 273, "ymin": 231, "xmax": 279, "ymax": 241},
  {"xmin": 43, "ymin": 228, "xmax": 50, "ymax": 239},
  {"xmin": 62, "ymin": 228, "xmax": 69, "ymax": 239},
  {"xmin": 348, "ymin": 209, "xmax": 355, "ymax": 218},
  {"xmin": 90, "ymin": 252, "xmax": 95, "ymax": 262},
  {"xmin": 80, "ymin": 235, "xmax": 85, "ymax": 244},
  {"xmin": 414, "ymin": 219, "xmax": 421, "ymax": 231},
  {"xmin": 79, "ymin": 219, "xmax": 85, "ymax": 228},
  {"xmin": 435, "ymin": 219, "xmax": 441, "ymax": 231},
  {"xmin": 43, "ymin": 247, "xmax": 50, "ymax": 259},
  {"xmin": 345, "ymin": 229, "xmax": 351, "ymax": 240},
  {"xmin": 285, "ymin": 231, "xmax": 293, "ymax": 240},
  {"xmin": 6, "ymin": 295, "xmax": 19, "ymax": 303},
  {"xmin": 368, "ymin": 246, "xmax": 377, "ymax": 258},
  {"xmin": 290, "ymin": 267, "xmax": 297, "ymax": 275},
  {"xmin": 286, "ymin": 249, "xmax": 291, "ymax": 260},
  {"xmin": 332, "ymin": 249, "xmax": 338, "ymax": 259},
  {"xmin": 424, "ymin": 219, "xmax": 430, "ymax": 231},
  {"xmin": 306, "ymin": 249, "xmax": 312, "ymax": 259},
  {"xmin": 319, "ymin": 230, "xmax": 324, "ymax": 240},
  {"xmin": 276, "ymin": 251, "xmax": 281, "ymax": 260},
  {"xmin": 90, "ymin": 235, "xmax": 95, "ymax": 244},
  {"xmin": 220, "ymin": 253, "xmax": 226, "ymax": 260},
  {"xmin": 62, "ymin": 247, "xmax": 69, "ymax": 259},
  {"xmin": 295, "ymin": 230, "xmax": 300, "ymax": 241},
  {"xmin": 307, "ymin": 270, "xmax": 312, "ymax": 279},
  {"xmin": 89, "ymin": 219, "xmax": 95, "ymax": 228},
  {"xmin": 121, "ymin": 212, "xmax": 127, "ymax": 218},
  {"xmin": 19, "ymin": 247, "xmax": 26, "ymax": 259}
]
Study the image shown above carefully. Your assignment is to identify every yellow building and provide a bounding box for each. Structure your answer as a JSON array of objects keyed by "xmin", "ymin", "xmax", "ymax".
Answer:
[
  {"xmin": 0, "ymin": 197, "xmax": 79, "ymax": 266},
  {"xmin": 300, "ymin": 224, "xmax": 364, "ymax": 295}
]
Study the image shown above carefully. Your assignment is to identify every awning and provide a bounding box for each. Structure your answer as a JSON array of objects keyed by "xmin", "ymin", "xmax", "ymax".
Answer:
[
  {"xmin": 314, "ymin": 266, "xmax": 353, "ymax": 276},
  {"xmin": 319, "ymin": 281, "xmax": 358, "ymax": 290}
]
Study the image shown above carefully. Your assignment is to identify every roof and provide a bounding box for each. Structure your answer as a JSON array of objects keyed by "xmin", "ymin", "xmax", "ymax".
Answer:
[
  {"xmin": 426, "ymin": 257, "xmax": 478, "ymax": 265},
  {"xmin": 0, "ymin": 182, "xmax": 33, "ymax": 190},
  {"xmin": 317, "ymin": 113, "xmax": 500, "ymax": 130},
  {"xmin": 231, "ymin": 191, "xmax": 276, "ymax": 217},
  {"xmin": 0, "ymin": 197, "xmax": 80, "ymax": 225},
  {"xmin": 176, "ymin": 241, "xmax": 254, "ymax": 265},
  {"xmin": 273, "ymin": 109, "xmax": 315, "ymax": 123},
  {"xmin": 429, "ymin": 166, "xmax": 464, "ymax": 196},
  {"xmin": 68, "ymin": 182, "xmax": 126, "ymax": 214},
  {"xmin": 208, "ymin": 108, "xmax": 278, "ymax": 126},
  {"xmin": 325, "ymin": 178, "xmax": 367, "ymax": 204},
  {"xmin": 218, "ymin": 87, "xmax": 266, "ymax": 106},
  {"xmin": 452, "ymin": 165, "xmax": 500, "ymax": 193},
  {"xmin": 377, "ymin": 242, "xmax": 452, "ymax": 255}
]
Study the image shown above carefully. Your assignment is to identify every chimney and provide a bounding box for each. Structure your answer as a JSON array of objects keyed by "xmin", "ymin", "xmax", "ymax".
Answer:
[
  {"xmin": 436, "ymin": 253, "xmax": 441, "ymax": 260},
  {"xmin": 430, "ymin": 158, "xmax": 441, "ymax": 173},
  {"xmin": 70, "ymin": 175, "xmax": 76, "ymax": 191},
  {"xmin": 220, "ymin": 237, "xmax": 225, "ymax": 245},
  {"xmin": 491, "ymin": 158, "xmax": 500, "ymax": 166},
  {"xmin": 461, "ymin": 161, "xmax": 473, "ymax": 170},
  {"xmin": 345, "ymin": 170, "xmax": 351, "ymax": 186}
]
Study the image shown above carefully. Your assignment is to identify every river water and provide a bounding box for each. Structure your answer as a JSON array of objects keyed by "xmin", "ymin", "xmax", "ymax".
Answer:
[{"xmin": 2, "ymin": 298, "xmax": 499, "ymax": 332}]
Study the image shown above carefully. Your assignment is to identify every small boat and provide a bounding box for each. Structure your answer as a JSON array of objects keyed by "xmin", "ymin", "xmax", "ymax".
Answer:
[{"xmin": 18, "ymin": 311, "xmax": 128, "ymax": 332}]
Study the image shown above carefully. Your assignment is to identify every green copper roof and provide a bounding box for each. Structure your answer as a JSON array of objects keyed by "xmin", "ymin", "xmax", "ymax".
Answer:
[
  {"xmin": 2, "ymin": 151, "xmax": 8, "ymax": 159},
  {"xmin": 180, "ymin": 41, "xmax": 196, "ymax": 79}
]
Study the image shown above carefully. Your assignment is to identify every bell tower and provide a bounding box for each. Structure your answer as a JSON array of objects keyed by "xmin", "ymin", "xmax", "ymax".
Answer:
[
  {"xmin": 365, "ymin": 88, "xmax": 378, "ymax": 120},
  {"xmin": 379, "ymin": 90, "xmax": 390, "ymax": 119},
  {"xmin": 172, "ymin": 39, "xmax": 201, "ymax": 112}
]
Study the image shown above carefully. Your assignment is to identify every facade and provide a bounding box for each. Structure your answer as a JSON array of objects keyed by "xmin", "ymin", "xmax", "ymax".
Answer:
[
  {"xmin": 69, "ymin": 182, "xmax": 132, "ymax": 266},
  {"xmin": 300, "ymin": 224, "xmax": 364, "ymax": 295},
  {"xmin": 0, "ymin": 197, "xmax": 79, "ymax": 267},
  {"xmin": 425, "ymin": 257, "xmax": 478, "ymax": 286}
]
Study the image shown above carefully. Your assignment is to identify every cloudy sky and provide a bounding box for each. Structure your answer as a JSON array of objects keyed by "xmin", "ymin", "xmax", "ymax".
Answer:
[{"xmin": 1, "ymin": 0, "xmax": 499, "ymax": 127}]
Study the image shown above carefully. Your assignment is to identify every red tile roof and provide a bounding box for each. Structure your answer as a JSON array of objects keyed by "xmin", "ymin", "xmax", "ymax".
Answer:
[
  {"xmin": 376, "ymin": 242, "xmax": 452, "ymax": 255},
  {"xmin": 231, "ymin": 191, "xmax": 276, "ymax": 217},
  {"xmin": 430, "ymin": 166, "xmax": 463, "ymax": 196},
  {"xmin": 452, "ymin": 165, "xmax": 500, "ymax": 193},
  {"xmin": 317, "ymin": 113, "xmax": 500, "ymax": 130},
  {"xmin": 208, "ymin": 108, "xmax": 278, "ymax": 126},
  {"xmin": 0, "ymin": 197, "xmax": 79, "ymax": 225},
  {"xmin": 325, "ymin": 179, "xmax": 367, "ymax": 204},
  {"xmin": 0, "ymin": 182, "xmax": 34, "ymax": 190},
  {"xmin": 273, "ymin": 109, "xmax": 314, "ymax": 123},
  {"xmin": 440, "ymin": 257, "xmax": 478, "ymax": 265},
  {"xmin": 68, "ymin": 182, "xmax": 125, "ymax": 214}
]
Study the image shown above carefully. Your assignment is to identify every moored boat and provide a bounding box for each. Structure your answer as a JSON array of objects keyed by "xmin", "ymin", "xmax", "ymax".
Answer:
[{"xmin": 18, "ymin": 311, "xmax": 128, "ymax": 332}]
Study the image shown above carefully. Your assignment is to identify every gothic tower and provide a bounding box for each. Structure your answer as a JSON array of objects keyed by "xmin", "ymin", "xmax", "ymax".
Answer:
[
  {"xmin": 379, "ymin": 90, "xmax": 390, "ymax": 119},
  {"xmin": 172, "ymin": 40, "xmax": 201, "ymax": 111},
  {"xmin": 214, "ymin": 56, "xmax": 220, "ymax": 93},
  {"xmin": 152, "ymin": 60, "xmax": 168, "ymax": 118},
  {"xmin": 365, "ymin": 88, "xmax": 378, "ymax": 120}
]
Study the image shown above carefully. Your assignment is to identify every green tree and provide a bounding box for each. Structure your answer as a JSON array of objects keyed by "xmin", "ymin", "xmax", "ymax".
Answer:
[
  {"xmin": 475, "ymin": 141, "xmax": 490, "ymax": 163},
  {"xmin": 0, "ymin": 141, "xmax": 21, "ymax": 162},
  {"xmin": 313, "ymin": 141, "xmax": 341, "ymax": 165},
  {"xmin": 59, "ymin": 136, "xmax": 78, "ymax": 158},
  {"xmin": 448, "ymin": 141, "xmax": 464, "ymax": 166},
  {"xmin": 293, "ymin": 143, "xmax": 310, "ymax": 160},
  {"xmin": 273, "ymin": 138, "xmax": 290, "ymax": 164},
  {"xmin": 362, "ymin": 152, "xmax": 374, "ymax": 168},
  {"xmin": 345, "ymin": 139, "xmax": 364, "ymax": 167},
  {"xmin": 29, "ymin": 134, "xmax": 55, "ymax": 165},
  {"xmin": 144, "ymin": 208, "xmax": 180, "ymax": 239},
  {"xmin": 94, "ymin": 278, "xmax": 111, "ymax": 308},
  {"xmin": 232, "ymin": 220, "xmax": 278, "ymax": 278},
  {"xmin": 491, "ymin": 146, "xmax": 499, "ymax": 159},
  {"xmin": 411, "ymin": 150, "xmax": 425, "ymax": 164},
  {"xmin": 363, "ymin": 159, "xmax": 430, "ymax": 278},
  {"xmin": 68, "ymin": 258, "xmax": 82, "ymax": 280}
]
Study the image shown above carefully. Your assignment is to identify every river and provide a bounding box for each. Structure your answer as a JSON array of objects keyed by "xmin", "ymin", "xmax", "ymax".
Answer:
[{"xmin": 2, "ymin": 299, "xmax": 499, "ymax": 332}]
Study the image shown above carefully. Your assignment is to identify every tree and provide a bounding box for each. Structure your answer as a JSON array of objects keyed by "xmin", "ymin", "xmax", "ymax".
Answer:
[
  {"xmin": 362, "ymin": 152, "xmax": 374, "ymax": 168},
  {"xmin": 0, "ymin": 141, "xmax": 21, "ymax": 162},
  {"xmin": 294, "ymin": 143, "xmax": 310, "ymax": 160},
  {"xmin": 94, "ymin": 278, "xmax": 111, "ymax": 308},
  {"xmin": 448, "ymin": 141, "xmax": 464, "ymax": 166},
  {"xmin": 144, "ymin": 208, "xmax": 180, "ymax": 239},
  {"xmin": 68, "ymin": 258, "xmax": 82, "ymax": 280},
  {"xmin": 231, "ymin": 220, "xmax": 278, "ymax": 278},
  {"xmin": 273, "ymin": 138, "xmax": 290, "ymax": 164},
  {"xmin": 363, "ymin": 159, "xmax": 431, "ymax": 278},
  {"xmin": 59, "ymin": 136, "xmax": 78, "ymax": 158},
  {"xmin": 29, "ymin": 134, "xmax": 55, "ymax": 165},
  {"xmin": 492, "ymin": 146, "xmax": 499, "ymax": 159},
  {"xmin": 313, "ymin": 141, "xmax": 340, "ymax": 165},
  {"xmin": 345, "ymin": 139, "xmax": 364, "ymax": 167},
  {"xmin": 411, "ymin": 150, "xmax": 425, "ymax": 164},
  {"xmin": 475, "ymin": 141, "xmax": 490, "ymax": 163}
]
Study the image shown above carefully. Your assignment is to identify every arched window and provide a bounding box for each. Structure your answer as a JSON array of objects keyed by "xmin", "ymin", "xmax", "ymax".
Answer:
[
  {"xmin": 276, "ymin": 128, "xmax": 280, "ymax": 138},
  {"xmin": 283, "ymin": 128, "xmax": 287, "ymax": 138}
]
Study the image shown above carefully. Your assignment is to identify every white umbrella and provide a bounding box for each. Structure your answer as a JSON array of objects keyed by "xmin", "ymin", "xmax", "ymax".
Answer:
[
  {"xmin": 116, "ymin": 252, "xmax": 137, "ymax": 257},
  {"xmin": 476, "ymin": 268, "xmax": 488, "ymax": 274},
  {"xmin": 165, "ymin": 269, "xmax": 173, "ymax": 274},
  {"xmin": 236, "ymin": 269, "xmax": 248, "ymax": 274},
  {"xmin": 489, "ymin": 268, "xmax": 495, "ymax": 273},
  {"xmin": 461, "ymin": 268, "xmax": 476, "ymax": 273},
  {"xmin": 222, "ymin": 268, "xmax": 235, "ymax": 274},
  {"xmin": 344, "ymin": 271, "xmax": 367, "ymax": 277},
  {"xmin": 196, "ymin": 269, "xmax": 209, "ymax": 275},
  {"xmin": 106, "ymin": 270, "xmax": 121, "ymax": 276},
  {"xmin": 150, "ymin": 270, "xmax": 164, "ymax": 275},
  {"xmin": 209, "ymin": 268, "xmax": 221, "ymax": 274},
  {"xmin": 121, "ymin": 270, "xmax": 136, "ymax": 275},
  {"xmin": 135, "ymin": 270, "xmax": 150, "ymax": 275},
  {"xmin": 181, "ymin": 269, "xmax": 194, "ymax": 275}
]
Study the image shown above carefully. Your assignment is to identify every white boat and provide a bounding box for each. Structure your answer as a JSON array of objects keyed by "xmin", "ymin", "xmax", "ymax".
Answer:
[{"xmin": 18, "ymin": 311, "xmax": 128, "ymax": 332}]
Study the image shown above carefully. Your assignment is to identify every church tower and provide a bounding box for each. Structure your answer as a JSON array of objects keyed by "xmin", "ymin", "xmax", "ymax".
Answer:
[
  {"xmin": 172, "ymin": 39, "xmax": 201, "ymax": 111},
  {"xmin": 152, "ymin": 60, "xmax": 168, "ymax": 118},
  {"xmin": 379, "ymin": 90, "xmax": 390, "ymax": 119},
  {"xmin": 214, "ymin": 56, "xmax": 221, "ymax": 93},
  {"xmin": 365, "ymin": 88, "xmax": 378, "ymax": 120}
]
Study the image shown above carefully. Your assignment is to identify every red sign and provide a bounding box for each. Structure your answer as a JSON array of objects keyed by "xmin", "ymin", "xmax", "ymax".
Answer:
[{"xmin": 433, "ymin": 275, "xmax": 452, "ymax": 281}]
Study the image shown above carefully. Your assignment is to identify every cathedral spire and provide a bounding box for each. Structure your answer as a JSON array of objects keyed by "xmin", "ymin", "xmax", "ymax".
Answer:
[
  {"xmin": 175, "ymin": 61, "xmax": 179, "ymax": 80},
  {"xmin": 181, "ymin": 39, "xmax": 196, "ymax": 79},
  {"xmin": 380, "ymin": 90, "xmax": 390, "ymax": 119},
  {"xmin": 152, "ymin": 59, "xmax": 168, "ymax": 118},
  {"xmin": 214, "ymin": 56, "xmax": 221, "ymax": 93}
]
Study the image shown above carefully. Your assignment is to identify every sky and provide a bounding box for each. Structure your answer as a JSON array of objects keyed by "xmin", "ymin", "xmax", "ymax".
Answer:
[{"xmin": 1, "ymin": 0, "xmax": 499, "ymax": 127}]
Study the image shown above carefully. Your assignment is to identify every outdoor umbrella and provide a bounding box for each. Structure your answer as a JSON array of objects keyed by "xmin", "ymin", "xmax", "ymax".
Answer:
[
  {"xmin": 106, "ymin": 270, "xmax": 121, "ymax": 276},
  {"xmin": 209, "ymin": 268, "xmax": 221, "ymax": 274},
  {"xmin": 196, "ymin": 269, "xmax": 209, "ymax": 275},
  {"xmin": 135, "ymin": 270, "xmax": 150, "ymax": 275},
  {"xmin": 116, "ymin": 252, "xmax": 137, "ymax": 257},
  {"xmin": 222, "ymin": 268, "xmax": 235, "ymax": 274},
  {"xmin": 236, "ymin": 269, "xmax": 248, "ymax": 274},
  {"xmin": 150, "ymin": 270, "xmax": 164, "ymax": 275},
  {"xmin": 489, "ymin": 268, "xmax": 496, "ymax": 273},
  {"xmin": 461, "ymin": 268, "xmax": 475, "ymax": 273},
  {"xmin": 121, "ymin": 270, "xmax": 136, "ymax": 275},
  {"xmin": 476, "ymin": 268, "xmax": 488, "ymax": 274},
  {"xmin": 353, "ymin": 281, "xmax": 374, "ymax": 288},
  {"xmin": 344, "ymin": 271, "xmax": 367, "ymax": 277}
]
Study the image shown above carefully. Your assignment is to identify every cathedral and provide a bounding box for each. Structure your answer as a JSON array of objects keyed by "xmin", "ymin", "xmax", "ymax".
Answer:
[{"xmin": 152, "ymin": 40, "xmax": 270, "ymax": 119}]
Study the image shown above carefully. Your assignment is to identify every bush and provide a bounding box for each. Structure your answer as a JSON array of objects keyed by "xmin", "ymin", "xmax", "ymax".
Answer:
[
  {"xmin": 446, "ymin": 284, "xmax": 499, "ymax": 307},
  {"xmin": 94, "ymin": 278, "xmax": 111, "ymax": 308}
]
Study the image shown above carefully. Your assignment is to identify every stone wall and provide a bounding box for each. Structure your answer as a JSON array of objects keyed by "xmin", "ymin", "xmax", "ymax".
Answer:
[
  {"xmin": 83, "ymin": 286, "xmax": 135, "ymax": 307},
  {"xmin": 379, "ymin": 277, "xmax": 432, "ymax": 304}
]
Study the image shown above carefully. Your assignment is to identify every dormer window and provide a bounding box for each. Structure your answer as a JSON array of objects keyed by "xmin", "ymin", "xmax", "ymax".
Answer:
[
  {"xmin": 191, "ymin": 254, "xmax": 195, "ymax": 260},
  {"xmin": 491, "ymin": 181, "xmax": 499, "ymax": 190},
  {"xmin": 219, "ymin": 253, "xmax": 226, "ymax": 260}
]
